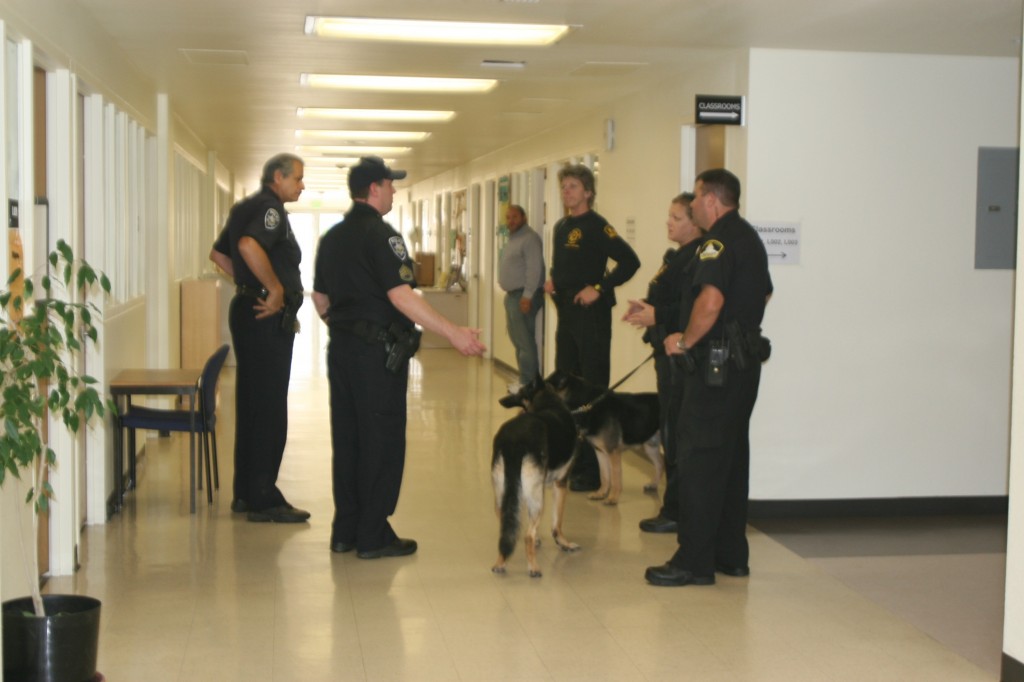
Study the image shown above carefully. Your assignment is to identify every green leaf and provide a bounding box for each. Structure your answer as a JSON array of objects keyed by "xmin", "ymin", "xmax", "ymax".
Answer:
[{"xmin": 56, "ymin": 240, "xmax": 73, "ymax": 262}]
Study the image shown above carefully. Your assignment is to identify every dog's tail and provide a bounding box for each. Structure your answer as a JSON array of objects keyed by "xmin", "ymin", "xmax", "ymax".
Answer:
[{"xmin": 496, "ymin": 446, "xmax": 524, "ymax": 560}]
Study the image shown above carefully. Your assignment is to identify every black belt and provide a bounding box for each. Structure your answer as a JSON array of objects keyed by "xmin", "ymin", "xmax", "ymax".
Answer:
[
  {"xmin": 236, "ymin": 284, "xmax": 268, "ymax": 298},
  {"xmin": 334, "ymin": 319, "xmax": 391, "ymax": 344}
]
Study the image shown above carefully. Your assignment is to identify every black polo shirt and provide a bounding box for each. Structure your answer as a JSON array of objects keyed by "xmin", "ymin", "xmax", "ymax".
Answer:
[
  {"xmin": 213, "ymin": 186, "xmax": 302, "ymax": 294},
  {"xmin": 691, "ymin": 209, "xmax": 773, "ymax": 336},
  {"xmin": 313, "ymin": 201, "xmax": 417, "ymax": 330}
]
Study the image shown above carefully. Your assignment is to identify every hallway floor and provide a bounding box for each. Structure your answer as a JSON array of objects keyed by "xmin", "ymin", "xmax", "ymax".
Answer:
[{"xmin": 48, "ymin": 350, "xmax": 1004, "ymax": 681}]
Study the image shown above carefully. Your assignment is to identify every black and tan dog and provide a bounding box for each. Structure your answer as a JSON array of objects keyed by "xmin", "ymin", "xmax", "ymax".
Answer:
[
  {"xmin": 547, "ymin": 370, "xmax": 663, "ymax": 505},
  {"xmin": 492, "ymin": 377, "xmax": 581, "ymax": 577}
]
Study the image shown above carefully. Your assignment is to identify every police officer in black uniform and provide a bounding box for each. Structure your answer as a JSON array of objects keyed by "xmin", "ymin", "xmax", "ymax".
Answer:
[
  {"xmin": 543, "ymin": 164, "xmax": 640, "ymax": 491},
  {"xmin": 623, "ymin": 192, "xmax": 703, "ymax": 534},
  {"xmin": 312, "ymin": 156, "xmax": 485, "ymax": 559},
  {"xmin": 209, "ymin": 152, "xmax": 310, "ymax": 523},
  {"xmin": 646, "ymin": 169, "xmax": 772, "ymax": 586}
]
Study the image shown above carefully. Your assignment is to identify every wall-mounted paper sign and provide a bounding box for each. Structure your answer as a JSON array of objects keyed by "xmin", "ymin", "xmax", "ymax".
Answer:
[{"xmin": 752, "ymin": 221, "xmax": 800, "ymax": 266}]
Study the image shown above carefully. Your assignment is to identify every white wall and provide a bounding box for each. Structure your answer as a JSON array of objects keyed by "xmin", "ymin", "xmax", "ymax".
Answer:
[
  {"xmin": 746, "ymin": 49, "xmax": 1019, "ymax": 500},
  {"xmin": 1002, "ymin": 19, "xmax": 1024, "ymax": 669}
]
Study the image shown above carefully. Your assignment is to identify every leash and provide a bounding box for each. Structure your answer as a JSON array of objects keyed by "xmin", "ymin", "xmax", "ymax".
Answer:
[{"xmin": 571, "ymin": 351, "xmax": 655, "ymax": 415}]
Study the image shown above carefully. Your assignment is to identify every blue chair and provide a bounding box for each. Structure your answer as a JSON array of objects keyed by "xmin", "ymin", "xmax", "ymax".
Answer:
[{"xmin": 118, "ymin": 344, "xmax": 230, "ymax": 505}]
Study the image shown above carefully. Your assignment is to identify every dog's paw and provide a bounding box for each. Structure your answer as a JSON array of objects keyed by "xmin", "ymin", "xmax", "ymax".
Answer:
[
  {"xmin": 491, "ymin": 565, "xmax": 507, "ymax": 574},
  {"xmin": 559, "ymin": 542, "xmax": 581, "ymax": 553},
  {"xmin": 587, "ymin": 490, "xmax": 609, "ymax": 501},
  {"xmin": 643, "ymin": 483, "xmax": 659, "ymax": 494},
  {"xmin": 602, "ymin": 498, "xmax": 619, "ymax": 506},
  {"xmin": 529, "ymin": 569, "xmax": 543, "ymax": 578}
]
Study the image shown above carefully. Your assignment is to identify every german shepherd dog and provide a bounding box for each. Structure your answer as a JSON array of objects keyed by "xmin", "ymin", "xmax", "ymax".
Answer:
[
  {"xmin": 492, "ymin": 377, "xmax": 581, "ymax": 577},
  {"xmin": 547, "ymin": 370, "xmax": 663, "ymax": 505}
]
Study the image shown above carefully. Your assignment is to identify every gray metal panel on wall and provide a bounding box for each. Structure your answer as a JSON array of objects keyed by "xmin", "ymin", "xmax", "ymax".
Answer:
[{"xmin": 975, "ymin": 146, "xmax": 1019, "ymax": 270}]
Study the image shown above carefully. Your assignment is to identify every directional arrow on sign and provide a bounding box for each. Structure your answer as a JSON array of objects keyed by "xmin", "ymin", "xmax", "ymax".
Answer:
[{"xmin": 700, "ymin": 112, "xmax": 740, "ymax": 121}]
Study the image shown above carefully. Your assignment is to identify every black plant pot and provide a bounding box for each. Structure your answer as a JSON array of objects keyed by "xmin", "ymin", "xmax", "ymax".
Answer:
[{"xmin": 2, "ymin": 594, "xmax": 101, "ymax": 682}]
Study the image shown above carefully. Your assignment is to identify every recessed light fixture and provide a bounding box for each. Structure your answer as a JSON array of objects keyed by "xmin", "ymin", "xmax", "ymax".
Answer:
[
  {"xmin": 481, "ymin": 60, "xmax": 526, "ymax": 70},
  {"xmin": 301, "ymin": 74, "xmax": 497, "ymax": 93},
  {"xmin": 296, "ymin": 145, "xmax": 413, "ymax": 156},
  {"xmin": 304, "ymin": 16, "xmax": 569, "ymax": 46},
  {"xmin": 297, "ymin": 108, "xmax": 456, "ymax": 123},
  {"xmin": 296, "ymin": 130, "xmax": 431, "ymax": 143}
]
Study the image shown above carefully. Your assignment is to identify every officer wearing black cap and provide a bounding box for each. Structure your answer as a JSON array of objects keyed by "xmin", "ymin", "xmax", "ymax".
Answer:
[
  {"xmin": 209, "ymin": 152, "xmax": 310, "ymax": 523},
  {"xmin": 647, "ymin": 168, "xmax": 773, "ymax": 587},
  {"xmin": 312, "ymin": 156, "xmax": 485, "ymax": 559}
]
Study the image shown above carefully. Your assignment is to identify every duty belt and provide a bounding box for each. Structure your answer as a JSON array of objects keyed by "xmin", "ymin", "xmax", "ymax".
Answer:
[
  {"xmin": 236, "ymin": 284, "xmax": 268, "ymax": 298},
  {"xmin": 334, "ymin": 319, "xmax": 391, "ymax": 344}
]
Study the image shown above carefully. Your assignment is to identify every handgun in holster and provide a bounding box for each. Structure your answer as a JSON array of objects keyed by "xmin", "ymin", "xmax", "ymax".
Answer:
[
  {"xmin": 725, "ymin": 320, "xmax": 749, "ymax": 370},
  {"xmin": 384, "ymin": 323, "xmax": 422, "ymax": 373},
  {"xmin": 279, "ymin": 291, "xmax": 303, "ymax": 333},
  {"xmin": 725, "ymin": 319, "xmax": 772, "ymax": 368}
]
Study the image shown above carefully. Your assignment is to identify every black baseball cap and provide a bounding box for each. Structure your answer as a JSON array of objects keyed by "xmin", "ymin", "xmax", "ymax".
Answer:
[{"xmin": 348, "ymin": 156, "xmax": 407, "ymax": 193}]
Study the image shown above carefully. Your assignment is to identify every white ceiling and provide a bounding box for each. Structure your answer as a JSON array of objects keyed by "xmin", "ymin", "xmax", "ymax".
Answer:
[{"xmin": 74, "ymin": 0, "xmax": 1023, "ymax": 188}]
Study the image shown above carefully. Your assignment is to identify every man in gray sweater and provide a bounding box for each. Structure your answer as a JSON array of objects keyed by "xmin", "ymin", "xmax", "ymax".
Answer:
[{"xmin": 498, "ymin": 204, "xmax": 545, "ymax": 389}]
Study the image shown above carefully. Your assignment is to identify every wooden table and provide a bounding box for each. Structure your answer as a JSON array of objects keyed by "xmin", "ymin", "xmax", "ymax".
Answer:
[{"xmin": 109, "ymin": 368, "xmax": 203, "ymax": 513}]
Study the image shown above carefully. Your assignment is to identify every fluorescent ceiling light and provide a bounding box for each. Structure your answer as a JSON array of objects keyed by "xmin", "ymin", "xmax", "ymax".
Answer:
[
  {"xmin": 481, "ymin": 60, "xmax": 526, "ymax": 70},
  {"xmin": 304, "ymin": 16, "xmax": 569, "ymax": 46},
  {"xmin": 298, "ymin": 108, "xmax": 456, "ymax": 123},
  {"xmin": 295, "ymin": 130, "xmax": 430, "ymax": 143},
  {"xmin": 301, "ymin": 73, "xmax": 497, "ymax": 93},
  {"xmin": 302, "ymin": 156, "xmax": 398, "ymax": 167},
  {"xmin": 296, "ymin": 145, "xmax": 412, "ymax": 155}
]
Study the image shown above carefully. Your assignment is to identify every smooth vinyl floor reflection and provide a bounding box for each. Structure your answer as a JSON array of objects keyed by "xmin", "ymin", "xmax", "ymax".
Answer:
[{"xmin": 46, "ymin": 350, "xmax": 999, "ymax": 681}]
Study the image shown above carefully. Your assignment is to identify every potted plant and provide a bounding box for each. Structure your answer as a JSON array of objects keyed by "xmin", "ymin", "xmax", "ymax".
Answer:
[{"xmin": 0, "ymin": 239, "xmax": 111, "ymax": 682}]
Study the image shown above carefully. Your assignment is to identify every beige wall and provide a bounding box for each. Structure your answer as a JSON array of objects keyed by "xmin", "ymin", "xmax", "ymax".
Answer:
[{"xmin": 403, "ymin": 50, "xmax": 750, "ymax": 388}]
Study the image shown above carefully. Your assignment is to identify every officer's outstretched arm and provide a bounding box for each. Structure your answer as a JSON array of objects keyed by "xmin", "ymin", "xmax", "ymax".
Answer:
[{"xmin": 387, "ymin": 284, "xmax": 486, "ymax": 357}]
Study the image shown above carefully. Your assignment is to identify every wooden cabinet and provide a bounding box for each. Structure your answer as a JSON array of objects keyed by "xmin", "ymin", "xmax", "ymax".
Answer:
[{"xmin": 181, "ymin": 277, "xmax": 233, "ymax": 368}]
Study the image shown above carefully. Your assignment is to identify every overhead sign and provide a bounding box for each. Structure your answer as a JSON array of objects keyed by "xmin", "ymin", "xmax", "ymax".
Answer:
[
  {"xmin": 695, "ymin": 95, "xmax": 745, "ymax": 125},
  {"xmin": 752, "ymin": 221, "xmax": 800, "ymax": 266}
]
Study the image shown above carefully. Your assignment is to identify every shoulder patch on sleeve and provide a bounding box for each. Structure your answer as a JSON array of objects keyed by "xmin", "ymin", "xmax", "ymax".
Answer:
[
  {"xmin": 699, "ymin": 239, "xmax": 725, "ymax": 261},
  {"xmin": 264, "ymin": 208, "xmax": 280, "ymax": 230},
  {"xmin": 399, "ymin": 265, "xmax": 415, "ymax": 282},
  {"xmin": 388, "ymin": 236, "xmax": 409, "ymax": 261},
  {"xmin": 604, "ymin": 225, "xmax": 619, "ymax": 239}
]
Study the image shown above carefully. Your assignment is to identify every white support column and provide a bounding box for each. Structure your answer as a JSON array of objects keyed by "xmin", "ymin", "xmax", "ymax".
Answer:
[
  {"xmin": 16, "ymin": 38, "xmax": 32, "ymax": 281},
  {"xmin": 44, "ymin": 68, "xmax": 78, "ymax": 575},
  {"xmin": 83, "ymin": 92, "xmax": 109, "ymax": 524},
  {"xmin": 680, "ymin": 125, "xmax": 697, "ymax": 193},
  {"xmin": 149, "ymin": 94, "xmax": 171, "ymax": 368}
]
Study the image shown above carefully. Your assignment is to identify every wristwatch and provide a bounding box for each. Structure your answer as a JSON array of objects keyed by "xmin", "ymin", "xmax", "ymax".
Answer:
[
  {"xmin": 676, "ymin": 336, "xmax": 688, "ymax": 352},
  {"xmin": 593, "ymin": 283, "xmax": 603, "ymax": 292}
]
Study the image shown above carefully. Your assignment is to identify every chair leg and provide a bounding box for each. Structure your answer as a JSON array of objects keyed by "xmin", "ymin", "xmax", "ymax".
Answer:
[
  {"xmin": 210, "ymin": 431, "xmax": 220, "ymax": 490},
  {"xmin": 203, "ymin": 429, "xmax": 213, "ymax": 505}
]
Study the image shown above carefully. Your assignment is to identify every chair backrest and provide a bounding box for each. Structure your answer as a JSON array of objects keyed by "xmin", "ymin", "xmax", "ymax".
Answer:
[{"xmin": 199, "ymin": 344, "xmax": 231, "ymax": 421}]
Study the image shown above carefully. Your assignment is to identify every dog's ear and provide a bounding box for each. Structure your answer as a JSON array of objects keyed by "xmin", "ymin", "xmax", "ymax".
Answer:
[{"xmin": 499, "ymin": 393, "xmax": 524, "ymax": 409}]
